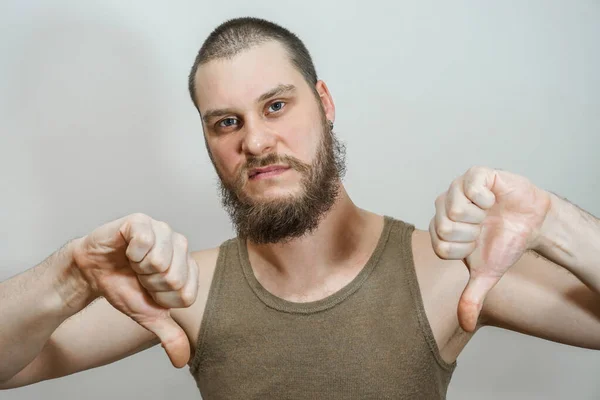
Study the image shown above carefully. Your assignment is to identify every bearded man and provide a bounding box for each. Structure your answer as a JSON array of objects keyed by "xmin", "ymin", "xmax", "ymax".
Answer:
[{"xmin": 1, "ymin": 17, "xmax": 599, "ymax": 400}]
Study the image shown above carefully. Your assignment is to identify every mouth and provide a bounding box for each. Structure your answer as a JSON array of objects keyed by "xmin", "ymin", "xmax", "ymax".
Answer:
[{"xmin": 248, "ymin": 165, "xmax": 290, "ymax": 180}]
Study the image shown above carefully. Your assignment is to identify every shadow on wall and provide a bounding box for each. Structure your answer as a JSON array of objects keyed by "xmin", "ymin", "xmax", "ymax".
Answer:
[{"xmin": 5, "ymin": 11, "xmax": 227, "ymax": 244}]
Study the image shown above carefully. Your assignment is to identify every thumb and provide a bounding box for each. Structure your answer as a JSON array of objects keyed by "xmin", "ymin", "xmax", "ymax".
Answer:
[
  {"xmin": 457, "ymin": 272, "xmax": 499, "ymax": 333},
  {"xmin": 137, "ymin": 313, "xmax": 191, "ymax": 368}
]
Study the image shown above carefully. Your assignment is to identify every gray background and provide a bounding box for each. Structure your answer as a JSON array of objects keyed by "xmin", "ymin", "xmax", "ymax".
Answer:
[{"xmin": 1, "ymin": 0, "xmax": 599, "ymax": 399}]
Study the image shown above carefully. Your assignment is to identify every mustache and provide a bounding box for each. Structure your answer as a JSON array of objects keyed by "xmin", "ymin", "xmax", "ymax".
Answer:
[{"xmin": 237, "ymin": 153, "xmax": 311, "ymax": 181}]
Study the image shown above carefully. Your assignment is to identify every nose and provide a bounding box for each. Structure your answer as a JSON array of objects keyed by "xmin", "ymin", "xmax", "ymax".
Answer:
[{"xmin": 240, "ymin": 117, "xmax": 276, "ymax": 156}]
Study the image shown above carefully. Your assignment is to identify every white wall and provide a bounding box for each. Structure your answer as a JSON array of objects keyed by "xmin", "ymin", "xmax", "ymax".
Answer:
[{"xmin": 1, "ymin": 1, "xmax": 599, "ymax": 399}]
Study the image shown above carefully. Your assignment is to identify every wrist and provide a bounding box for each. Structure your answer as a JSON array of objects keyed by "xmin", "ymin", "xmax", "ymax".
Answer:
[
  {"xmin": 532, "ymin": 191, "xmax": 562, "ymax": 254},
  {"xmin": 52, "ymin": 238, "xmax": 98, "ymax": 315}
]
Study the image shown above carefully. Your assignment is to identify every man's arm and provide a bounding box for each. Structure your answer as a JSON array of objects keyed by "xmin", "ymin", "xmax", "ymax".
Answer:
[
  {"xmin": 428, "ymin": 166, "xmax": 600, "ymax": 349},
  {"xmin": 0, "ymin": 297, "xmax": 160, "ymax": 389},
  {"xmin": 0, "ymin": 245, "xmax": 218, "ymax": 390},
  {"xmin": 1, "ymin": 213, "xmax": 212, "ymax": 388},
  {"xmin": 535, "ymin": 193, "xmax": 600, "ymax": 294},
  {"xmin": 481, "ymin": 194, "xmax": 600, "ymax": 348},
  {"xmin": 0, "ymin": 241, "xmax": 95, "ymax": 383}
]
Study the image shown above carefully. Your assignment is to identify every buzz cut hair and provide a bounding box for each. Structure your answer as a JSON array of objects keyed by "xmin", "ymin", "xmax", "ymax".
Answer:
[{"xmin": 187, "ymin": 17, "xmax": 319, "ymax": 112}]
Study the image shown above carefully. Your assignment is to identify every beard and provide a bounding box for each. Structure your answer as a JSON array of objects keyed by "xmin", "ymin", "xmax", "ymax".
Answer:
[{"xmin": 215, "ymin": 110, "xmax": 346, "ymax": 244}]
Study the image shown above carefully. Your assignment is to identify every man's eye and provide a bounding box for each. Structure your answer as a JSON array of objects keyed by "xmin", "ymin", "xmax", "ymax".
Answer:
[
  {"xmin": 268, "ymin": 101, "xmax": 285, "ymax": 113},
  {"xmin": 218, "ymin": 118, "xmax": 238, "ymax": 128}
]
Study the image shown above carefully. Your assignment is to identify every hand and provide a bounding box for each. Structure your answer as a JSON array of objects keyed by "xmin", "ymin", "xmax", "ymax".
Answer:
[
  {"xmin": 71, "ymin": 213, "xmax": 199, "ymax": 368},
  {"xmin": 429, "ymin": 167, "xmax": 551, "ymax": 332}
]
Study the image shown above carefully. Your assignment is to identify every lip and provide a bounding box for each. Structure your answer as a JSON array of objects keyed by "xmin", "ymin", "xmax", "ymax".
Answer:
[{"xmin": 248, "ymin": 165, "xmax": 290, "ymax": 180}]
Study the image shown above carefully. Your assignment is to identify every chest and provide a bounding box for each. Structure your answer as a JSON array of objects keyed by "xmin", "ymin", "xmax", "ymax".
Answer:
[{"xmin": 194, "ymin": 291, "xmax": 451, "ymax": 399}]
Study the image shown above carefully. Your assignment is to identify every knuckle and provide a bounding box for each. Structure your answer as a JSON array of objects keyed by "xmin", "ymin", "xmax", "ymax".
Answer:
[
  {"xmin": 447, "ymin": 207, "xmax": 463, "ymax": 220},
  {"xmin": 149, "ymin": 252, "xmax": 169, "ymax": 272},
  {"xmin": 150, "ymin": 292, "xmax": 170, "ymax": 309},
  {"xmin": 164, "ymin": 271, "xmax": 185, "ymax": 290},
  {"xmin": 156, "ymin": 220, "xmax": 172, "ymax": 232},
  {"xmin": 451, "ymin": 177, "xmax": 464, "ymax": 190},
  {"xmin": 136, "ymin": 233, "xmax": 154, "ymax": 249},
  {"xmin": 467, "ymin": 166, "xmax": 481, "ymax": 175},
  {"xmin": 435, "ymin": 194, "xmax": 445, "ymax": 207},
  {"xmin": 433, "ymin": 242, "xmax": 449, "ymax": 259},
  {"xmin": 465, "ymin": 185, "xmax": 479, "ymax": 200},
  {"xmin": 437, "ymin": 221, "xmax": 453, "ymax": 239},
  {"xmin": 174, "ymin": 233, "xmax": 189, "ymax": 249},
  {"xmin": 136, "ymin": 274, "xmax": 150, "ymax": 289},
  {"xmin": 179, "ymin": 290, "xmax": 196, "ymax": 307},
  {"xmin": 130, "ymin": 212, "xmax": 150, "ymax": 223},
  {"xmin": 441, "ymin": 242, "xmax": 453, "ymax": 257}
]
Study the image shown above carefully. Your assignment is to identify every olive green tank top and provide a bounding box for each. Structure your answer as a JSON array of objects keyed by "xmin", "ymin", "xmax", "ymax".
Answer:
[{"xmin": 189, "ymin": 216, "xmax": 456, "ymax": 399}]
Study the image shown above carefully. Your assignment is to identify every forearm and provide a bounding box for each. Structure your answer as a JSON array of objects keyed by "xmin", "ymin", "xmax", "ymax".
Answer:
[
  {"xmin": 0, "ymin": 239, "xmax": 95, "ymax": 383},
  {"xmin": 534, "ymin": 192, "xmax": 600, "ymax": 293}
]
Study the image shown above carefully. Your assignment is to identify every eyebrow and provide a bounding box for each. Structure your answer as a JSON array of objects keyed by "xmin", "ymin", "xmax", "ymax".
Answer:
[
  {"xmin": 201, "ymin": 84, "xmax": 296, "ymax": 124},
  {"xmin": 256, "ymin": 83, "xmax": 296, "ymax": 103}
]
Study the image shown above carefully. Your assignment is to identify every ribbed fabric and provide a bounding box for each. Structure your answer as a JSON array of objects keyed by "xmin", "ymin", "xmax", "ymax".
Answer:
[{"xmin": 189, "ymin": 216, "xmax": 456, "ymax": 399}]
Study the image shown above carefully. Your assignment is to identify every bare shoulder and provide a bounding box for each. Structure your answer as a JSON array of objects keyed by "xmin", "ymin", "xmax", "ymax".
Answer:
[
  {"xmin": 170, "ymin": 246, "xmax": 221, "ymax": 362},
  {"xmin": 410, "ymin": 228, "xmax": 474, "ymax": 363}
]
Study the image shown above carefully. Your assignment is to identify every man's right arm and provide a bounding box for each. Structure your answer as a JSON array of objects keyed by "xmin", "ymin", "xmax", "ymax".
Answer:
[
  {"xmin": 0, "ymin": 213, "xmax": 201, "ymax": 389},
  {"xmin": 0, "ymin": 240, "xmax": 161, "ymax": 389},
  {"xmin": 0, "ymin": 240, "xmax": 94, "ymax": 384}
]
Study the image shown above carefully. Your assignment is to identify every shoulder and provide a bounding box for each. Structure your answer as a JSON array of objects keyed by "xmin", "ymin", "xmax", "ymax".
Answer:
[
  {"xmin": 409, "ymin": 227, "xmax": 475, "ymax": 363},
  {"xmin": 191, "ymin": 246, "xmax": 222, "ymax": 271},
  {"xmin": 170, "ymin": 245, "xmax": 223, "ymax": 363}
]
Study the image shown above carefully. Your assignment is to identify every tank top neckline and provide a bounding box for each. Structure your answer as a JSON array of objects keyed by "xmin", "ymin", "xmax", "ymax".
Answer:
[{"xmin": 236, "ymin": 215, "xmax": 395, "ymax": 314}]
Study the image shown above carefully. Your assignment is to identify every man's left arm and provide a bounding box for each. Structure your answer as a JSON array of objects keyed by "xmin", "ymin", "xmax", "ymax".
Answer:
[
  {"xmin": 430, "ymin": 166, "xmax": 600, "ymax": 347},
  {"xmin": 481, "ymin": 194, "xmax": 600, "ymax": 349},
  {"xmin": 535, "ymin": 193, "xmax": 600, "ymax": 294}
]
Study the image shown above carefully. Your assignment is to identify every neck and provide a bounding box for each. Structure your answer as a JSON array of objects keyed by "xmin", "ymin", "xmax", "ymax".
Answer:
[{"xmin": 246, "ymin": 185, "xmax": 385, "ymax": 302}]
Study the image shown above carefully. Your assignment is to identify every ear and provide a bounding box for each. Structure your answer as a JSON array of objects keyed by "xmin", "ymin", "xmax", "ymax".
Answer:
[{"xmin": 315, "ymin": 80, "xmax": 335, "ymax": 123}]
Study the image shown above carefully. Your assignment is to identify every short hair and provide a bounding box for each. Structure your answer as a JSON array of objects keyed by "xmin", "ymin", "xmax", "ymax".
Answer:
[{"xmin": 188, "ymin": 17, "xmax": 319, "ymax": 111}]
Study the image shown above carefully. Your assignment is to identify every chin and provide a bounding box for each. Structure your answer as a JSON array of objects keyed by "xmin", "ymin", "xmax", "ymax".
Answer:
[
  {"xmin": 247, "ymin": 185, "xmax": 303, "ymax": 203},
  {"xmin": 244, "ymin": 175, "xmax": 303, "ymax": 198}
]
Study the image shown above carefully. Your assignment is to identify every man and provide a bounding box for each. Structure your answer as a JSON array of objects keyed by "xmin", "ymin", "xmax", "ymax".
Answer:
[{"xmin": 0, "ymin": 17, "xmax": 598, "ymax": 399}]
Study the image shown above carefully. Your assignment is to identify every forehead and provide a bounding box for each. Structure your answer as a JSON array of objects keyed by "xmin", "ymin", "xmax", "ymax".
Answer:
[{"xmin": 194, "ymin": 41, "xmax": 306, "ymax": 113}]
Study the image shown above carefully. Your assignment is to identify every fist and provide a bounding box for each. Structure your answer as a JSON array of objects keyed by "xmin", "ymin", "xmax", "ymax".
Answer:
[
  {"xmin": 71, "ymin": 213, "xmax": 199, "ymax": 368},
  {"xmin": 429, "ymin": 166, "xmax": 550, "ymax": 332}
]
